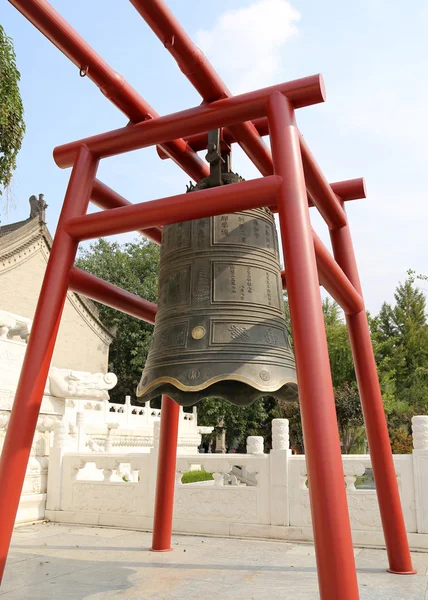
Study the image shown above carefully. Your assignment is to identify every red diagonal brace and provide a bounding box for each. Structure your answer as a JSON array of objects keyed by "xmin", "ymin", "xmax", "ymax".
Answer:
[
  {"xmin": 91, "ymin": 179, "xmax": 162, "ymax": 245},
  {"xmin": 8, "ymin": 0, "xmax": 208, "ymax": 182},
  {"xmin": 69, "ymin": 267, "xmax": 157, "ymax": 324},
  {"xmin": 130, "ymin": 0, "xmax": 274, "ymax": 176}
]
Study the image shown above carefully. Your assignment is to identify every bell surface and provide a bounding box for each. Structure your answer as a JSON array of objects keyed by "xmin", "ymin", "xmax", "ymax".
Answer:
[{"xmin": 137, "ymin": 187, "xmax": 297, "ymax": 406}]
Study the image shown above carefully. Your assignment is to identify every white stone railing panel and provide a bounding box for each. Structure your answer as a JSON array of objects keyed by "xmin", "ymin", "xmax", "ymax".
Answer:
[
  {"xmin": 288, "ymin": 454, "xmax": 416, "ymax": 533},
  {"xmin": 174, "ymin": 452, "xmax": 271, "ymax": 525},
  {"xmin": 60, "ymin": 453, "xmax": 152, "ymax": 516}
]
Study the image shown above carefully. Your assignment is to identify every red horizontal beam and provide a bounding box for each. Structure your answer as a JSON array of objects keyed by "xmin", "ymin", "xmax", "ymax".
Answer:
[
  {"xmin": 65, "ymin": 175, "xmax": 282, "ymax": 241},
  {"xmin": 8, "ymin": 0, "xmax": 208, "ymax": 182},
  {"xmin": 54, "ymin": 75, "xmax": 325, "ymax": 168},
  {"xmin": 130, "ymin": 0, "xmax": 274, "ymax": 176},
  {"xmin": 330, "ymin": 178, "xmax": 367, "ymax": 201},
  {"xmin": 91, "ymin": 179, "xmax": 162, "ymax": 244},
  {"xmin": 157, "ymin": 120, "xmax": 366, "ymax": 204},
  {"xmin": 69, "ymin": 267, "xmax": 157, "ymax": 324}
]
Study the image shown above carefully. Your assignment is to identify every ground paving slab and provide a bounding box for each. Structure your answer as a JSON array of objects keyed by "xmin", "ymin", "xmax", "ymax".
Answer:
[{"xmin": 1, "ymin": 523, "xmax": 428, "ymax": 599}]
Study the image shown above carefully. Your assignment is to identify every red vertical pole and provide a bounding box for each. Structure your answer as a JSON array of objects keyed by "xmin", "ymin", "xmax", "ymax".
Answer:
[
  {"xmin": 151, "ymin": 395, "xmax": 180, "ymax": 551},
  {"xmin": 267, "ymin": 91, "xmax": 360, "ymax": 599},
  {"xmin": 330, "ymin": 205, "xmax": 415, "ymax": 575},
  {"xmin": 0, "ymin": 146, "xmax": 98, "ymax": 583}
]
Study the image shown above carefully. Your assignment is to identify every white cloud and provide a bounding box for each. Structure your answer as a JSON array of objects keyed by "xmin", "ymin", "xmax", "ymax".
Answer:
[{"xmin": 195, "ymin": 0, "xmax": 300, "ymax": 95}]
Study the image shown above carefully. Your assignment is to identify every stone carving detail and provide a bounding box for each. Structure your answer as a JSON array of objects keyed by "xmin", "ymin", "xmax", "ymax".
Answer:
[
  {"xmin": 72, "ymin": 482, "xmax": 141, "ymax": 514},
  {"xmin": 246, "ymin": 436, "xmax": 264, "ymax": 455},
  {"xmin": 53, "ymin": 419, "xmax": 68, "ymax": 449},
  {"xmin": 94, "ymin": 457, "xmax": 121, "ymax": 481},
  {"xmin": 412, "ymin": 416, "xmax": 428, "ymax": 449},
  {"xmin": 29, "ymin": 193, "xmax": 48, "ymax": 220},
  {"xmin": 69, "ymin": 457, "xmax": 86, "ymax": 480},
  {"xmin": 36, "ymin": 415, "xmax": 57, "ymax": 433},
  {"xmin": 203, "ymin": 458, "xmax": 232, "ymax": 487},
  {"xmin": 175, "ymin": 488, "xmax": 258, "ymax": 522},
  {"xmin": 343, "ymin": 462, "xmax": 366, "ymax": 491},
  {"xmin": 272, "ymin": 419, "xmax": 289, "ymax": 450},
  {"xmin": 23, "ymin": 457, "xmax": 48, "ymax": 495},
  {"xmin": 300, "ymin": 491, "xmax": 382, "ymax": 529},
  {"xmin": 47, "ymin": 368, "xmax": 117, "ymax": 400},
  {"xmin": 0, "ymin": 312, "xmax": 16, "ymax": 338},
  {"xmin": 203, "ymin": 458, "xmax": 231, "ymax": 475},
  {"xmin": 0, "ymin": 413, "xmax": 10, "ymax": 430}
]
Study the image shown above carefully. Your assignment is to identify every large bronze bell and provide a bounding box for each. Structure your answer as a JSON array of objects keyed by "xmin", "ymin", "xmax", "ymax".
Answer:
[{"xmin": 137, "ymin": 136, "xmax": 297, "ymax": 407}]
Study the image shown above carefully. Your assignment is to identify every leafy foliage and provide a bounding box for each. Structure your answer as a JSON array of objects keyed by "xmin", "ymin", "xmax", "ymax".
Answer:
[
  {"xmin": 334, "ymin": 382, "xmax": 365, "ymax": 454},
  {"xmin": 75, "ymin": 238, "xmax": 159, "ymax": 403},
  {"xmin": 197, "ymin": 397, "xmax": 271, "ymax": 452},
  {"xmin": 0, "ymin": 26, "xmax": 25, "ymax": 194}
]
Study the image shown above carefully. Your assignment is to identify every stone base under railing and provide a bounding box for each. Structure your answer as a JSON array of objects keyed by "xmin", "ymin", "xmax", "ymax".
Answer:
[
  {"xmin": 17, "ymin": 494, "xmax": 47, "ymax": 523},
  {"xmin": 44, "ymin": 509, "xmax": 428, "ymax": 551}
]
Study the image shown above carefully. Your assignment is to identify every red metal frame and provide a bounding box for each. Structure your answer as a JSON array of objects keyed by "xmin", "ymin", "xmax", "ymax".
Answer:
[{"xmin": 0, "ymin": 0, "xmax": 415, "ymax": 596}]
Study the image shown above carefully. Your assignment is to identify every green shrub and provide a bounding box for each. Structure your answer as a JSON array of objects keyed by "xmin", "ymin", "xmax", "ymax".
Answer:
[{"xmin": 181, "ymin": 470, "xmax": 213, "ymax": 484}]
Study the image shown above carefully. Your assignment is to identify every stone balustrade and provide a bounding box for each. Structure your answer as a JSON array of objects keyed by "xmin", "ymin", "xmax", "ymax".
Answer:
[{"xmin": 43, "ymin": 416, "xmax": 428, "ymax": 550}]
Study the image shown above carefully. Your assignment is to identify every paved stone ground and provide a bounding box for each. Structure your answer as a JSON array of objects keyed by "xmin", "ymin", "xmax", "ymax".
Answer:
[{"xmin": 2, "ymin": 523, "xmax": 428, "ymax": 599}]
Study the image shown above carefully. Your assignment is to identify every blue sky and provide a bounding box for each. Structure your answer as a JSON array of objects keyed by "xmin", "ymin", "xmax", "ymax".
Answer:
[{"xmin": 2, "ymin": 0, "xmax": 428, "ymax": 314}]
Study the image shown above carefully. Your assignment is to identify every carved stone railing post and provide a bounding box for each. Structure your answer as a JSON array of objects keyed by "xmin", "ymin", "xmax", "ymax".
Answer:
[
  {"xmin": 95, "ymin": 457, "xmax": 120, "ymax": 482},
  {"xmin": 203, "ymin": 458, "xmax": 232, "ymax": 487},
  {"xmin": 246, "ymin": 436, "xmax": 264, "ymax": 455},
  {"xmin": 412, "ymin": 416, "xmax": 428, "ymax": 450},
  {"xmin": 343, "ymin": 462, "xmax": 365, "ymax": 491},
  {"xmin": 76, "ymin": 411, "xmax": 86, "ymax": 451},
  {"xmin": 70, "ymin": 457, "xmax": 86, "ymax": 481},
  {"xmin": 270, "ymin": 418, "xmax": 290, "ymax": 526},
  {"xmin": 412, "ymin": 416, "xmax": 428, "ymax": 533},
  {"xmin": 272, "ymin": 418, "xmax": 289, "ymax": 451},
  {"xmin": 105, "ymin": 422, "xmax": 119, "ymax": 452}
]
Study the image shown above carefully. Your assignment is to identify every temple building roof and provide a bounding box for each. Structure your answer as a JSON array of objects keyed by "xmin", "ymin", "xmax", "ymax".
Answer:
[{"xmin": 0, "ymin": 195, "xmax": 114, "ymax": 370}]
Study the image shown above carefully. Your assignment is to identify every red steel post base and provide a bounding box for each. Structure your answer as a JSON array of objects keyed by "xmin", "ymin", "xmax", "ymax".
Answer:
[
  {"xmin": 268, "ymin": 92, "xmax": 360, "ymax": 599},
  {"xmin": 0, "ymin": 147, "xmax": 98, "ymax": 583},
  {"xmin": 151, "ymin": 395, "xmax": 180, "ymax": 552}
]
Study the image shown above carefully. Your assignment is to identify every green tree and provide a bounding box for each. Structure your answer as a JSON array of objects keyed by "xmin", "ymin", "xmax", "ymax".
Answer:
[
  {"xmin": 0, "ymin": 26, "xmax": 25, "ymax": 194},
  {"xmin": 197, "ymin": 397, "xmax": 270, "ymax": 452},
  {"xmin": 334, "ymin": 382, "xmax": 365, "ymax": 454},
  {"xmin": 275, "ymin": 299, "xmax": 360, "ymax": 453},
  {"xmin": 75, "ymin": 238, "xmax": 159, "ymax": 402},
  {"xmin": 371, "ymin": 277, "xmax": 428, "ymax": 444},
  {"xmin": 275, "ymin": 383, "xmax": 365, "ymax": 455},
  {"xmin": 322, "ymin": 298, "xmax": 355, "ymax": 388}
]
